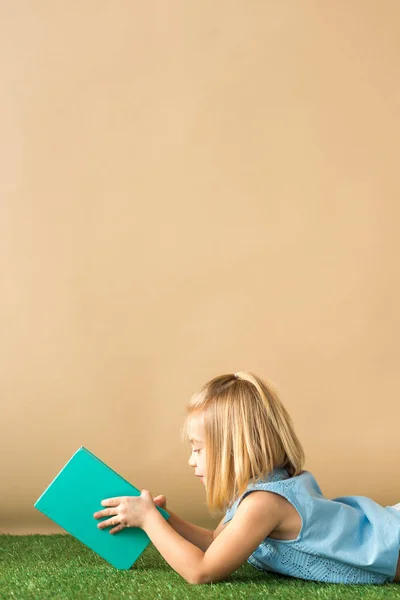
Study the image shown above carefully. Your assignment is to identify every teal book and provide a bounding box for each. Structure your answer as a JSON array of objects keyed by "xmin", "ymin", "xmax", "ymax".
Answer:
[{"xmin": 34, "ymin": 446, "xmax": 170, "ymax": 569}]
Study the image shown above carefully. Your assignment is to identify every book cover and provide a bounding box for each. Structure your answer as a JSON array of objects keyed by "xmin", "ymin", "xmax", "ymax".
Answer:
[{"xmin": 34, "ymin": 446, "xmax": 170, "ymax": 569}]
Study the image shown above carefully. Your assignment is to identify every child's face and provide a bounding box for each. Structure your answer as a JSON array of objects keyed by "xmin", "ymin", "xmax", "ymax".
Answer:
[{"xmin": 187, "ymin": 417, "xmax": 207, "ymax": 485}]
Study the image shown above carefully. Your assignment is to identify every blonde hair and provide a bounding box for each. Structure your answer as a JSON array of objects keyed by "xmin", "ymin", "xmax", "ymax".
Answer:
[{"xmin": 181, "ymin": 371, "xmax": 305, "ymax": 517}]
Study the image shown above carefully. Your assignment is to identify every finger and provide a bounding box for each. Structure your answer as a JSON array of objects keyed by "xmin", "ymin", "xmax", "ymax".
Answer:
[
  {"xmin": 101, "ymin": 497, "xmax": 121, "ymax": 507},
  {"xmin": 109, "ymin": 524, "xmax": 124, "ymax": 535},
  {"xmin": 93, "ymin": 508, "xmax": 118, "ymax": 519},
  {"xmin": 97, "ymin": 516, "xmax": 120, "ymax": 529}
]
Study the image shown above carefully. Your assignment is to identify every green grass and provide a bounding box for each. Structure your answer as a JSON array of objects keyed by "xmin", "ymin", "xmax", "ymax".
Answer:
[{"xmin": 0, "ymin": 535, "xmax": 399, "ymax": 599}]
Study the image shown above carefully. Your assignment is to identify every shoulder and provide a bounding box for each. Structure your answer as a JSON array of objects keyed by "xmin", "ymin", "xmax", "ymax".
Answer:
[
  {"xmin": 239, "ymin": 488, "xmax": 288, "ymax": 521},
  {"xmin": 216, "ymin": 489, "xmax": 284, "ymax": 540},
  {"xmin": 222, "ymin": 491, "xmax": 283, "ymax": 545},
  {"xmin": 230, "ymin": 488, "xmax": 286, "ymax": 536}
]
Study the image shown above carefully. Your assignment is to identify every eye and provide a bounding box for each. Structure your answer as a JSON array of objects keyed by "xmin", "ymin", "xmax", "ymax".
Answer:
[{"xmin": 193, "ymin": 448, "xmax": 201, "ymax": 454}]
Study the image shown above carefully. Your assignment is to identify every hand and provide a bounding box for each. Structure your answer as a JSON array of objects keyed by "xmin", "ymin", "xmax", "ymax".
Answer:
[
  {"xmin": 93, "ymin": 489, "xmax": 156, "ymax": 534},
  {"xmin": 153, "ymin": 494, "xmax": 167, "ymax": 510}
]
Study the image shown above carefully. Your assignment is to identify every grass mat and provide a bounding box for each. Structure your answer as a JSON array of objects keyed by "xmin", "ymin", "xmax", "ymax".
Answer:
[{"xmin": 0, "ymin": 534, "xmax": 399, "ymax": 599}]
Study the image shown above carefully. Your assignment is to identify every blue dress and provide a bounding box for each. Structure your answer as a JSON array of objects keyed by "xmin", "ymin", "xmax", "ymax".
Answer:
[{"xmin": 223, "ymin": 466, "xmax": 400, "ymax": 584}]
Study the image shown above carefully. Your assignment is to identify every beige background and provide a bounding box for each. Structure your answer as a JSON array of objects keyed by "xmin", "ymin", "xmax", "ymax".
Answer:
[{"xmin": 1, "ymin": 1, "xmax": 399, "ymax": 534}]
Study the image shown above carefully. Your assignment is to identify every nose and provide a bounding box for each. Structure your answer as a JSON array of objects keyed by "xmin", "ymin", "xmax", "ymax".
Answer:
[{"xmin": 188, "ymin": 454, "xmax": 196, "ymax": 467}]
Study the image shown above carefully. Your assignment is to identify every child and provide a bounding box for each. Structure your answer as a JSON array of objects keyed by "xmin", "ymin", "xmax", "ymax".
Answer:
[
  {"xmin": 164, "ymin": 371, "xmax": 399, "ymax": 585},
  {"xmin": 98, "ymin": 370, "xmax": 399, "ymax": 584}
]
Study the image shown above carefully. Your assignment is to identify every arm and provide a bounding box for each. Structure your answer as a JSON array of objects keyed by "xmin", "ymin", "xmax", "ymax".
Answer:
[
  {"xmin": 143, "ymin": 509, "xmax": 205, "ymax": 584},
  {"xmin": 165, "ymin": 509, "xmax": 214, "ymax": 551},
  {"xmin": 143, "ymin": 490, "xmax": 282, "ymax": 585}
]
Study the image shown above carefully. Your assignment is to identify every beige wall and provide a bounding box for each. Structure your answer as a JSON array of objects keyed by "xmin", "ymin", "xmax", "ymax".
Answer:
[{"xmin": 1, "ymin": 1, "xmax": 400, "ymax": 534}]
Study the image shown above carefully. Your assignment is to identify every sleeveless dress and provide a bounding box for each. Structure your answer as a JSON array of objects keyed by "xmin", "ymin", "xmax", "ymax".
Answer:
[{"xmin": 223, "ymin": 467, "xmax": 400, "ymax": 584}]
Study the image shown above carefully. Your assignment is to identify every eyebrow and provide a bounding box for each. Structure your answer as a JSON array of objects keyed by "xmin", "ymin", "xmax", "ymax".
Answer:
[{"xmin": 189, "ymin": 438, "xmax": 202, "ymax": 443}]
